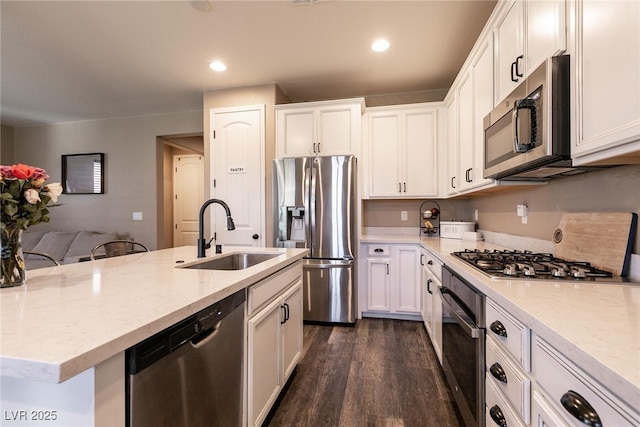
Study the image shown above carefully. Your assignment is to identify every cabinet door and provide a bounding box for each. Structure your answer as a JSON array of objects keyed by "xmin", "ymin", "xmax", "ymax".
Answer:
[
  {"xmin": 446, "ymin": 95, "xmax": 458, "ymax": 195},
  {"xmin": 457, "ymin": 72, "xmax": 474, "ymax": 192},
  {"xmin": 495, "ymin": 0, "xmax": 524, "ymax": 102},
  {"xmin": 422, "ymin": 265, "xmax": 434, "ymax": 335},
  {"xmin": 404, "ymin": 110, "xmax": 438, "ymax": 197},
  {"xmin": 317, "ymin": 104, "xmax": 360, "ymax": 156},
  {"xmin": 247, "ymin": 298, "xmax": 283, "ymax": 427},
  {"xmin": 367, "ymin": 112, "xmax": 402, "ymax": 197},
  {"xmin": 366, "ymin": 256, "xmax": 392, "ymax": 312},
  {"xmin": 473, "ymin": 40, "xmax": 494, "ymax": 188},
  {"xmin": 432, "ymin": 278, "xmax": 443, "ymax": 364},
  {"xmin": 393, "ymin": 245, "xmax": 421, "ymax": 313},
  {"xmin": 525, "ymin": 0, "xmax": 566, "ymax": 74},
  {"xmin": 572, "ymin": 0, "xmax": 640, "ymax": 162},
  {"xmin": 281, "ymin": 280, "xmax": 303, "ymax": 381},
  {"xmin": 276, "ymin": 108, "xmax": 315, "ymax": 157}
]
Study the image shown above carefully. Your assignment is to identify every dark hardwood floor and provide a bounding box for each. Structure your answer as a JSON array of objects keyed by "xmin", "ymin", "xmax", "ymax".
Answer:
[{"xmin": 264, "ymin": 318, "xmax": 463, "ymax": 427}]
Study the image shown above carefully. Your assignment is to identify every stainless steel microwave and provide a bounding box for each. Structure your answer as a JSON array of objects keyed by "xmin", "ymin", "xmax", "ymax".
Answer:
[{"xmin": 483, "ymin": 55, "xmax": 572, "ymax": 180}]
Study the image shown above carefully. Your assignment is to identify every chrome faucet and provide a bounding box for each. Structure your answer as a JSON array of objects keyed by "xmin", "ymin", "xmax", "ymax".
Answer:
[{"xmin": 197, "ymin": 199, "xmax": 236, "ymax": 258}]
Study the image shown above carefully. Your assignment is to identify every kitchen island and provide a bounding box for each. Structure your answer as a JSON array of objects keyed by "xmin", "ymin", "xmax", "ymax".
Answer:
[{"xmin": 0, "ymin": 246, "xmax": 307, "ymax": 426}]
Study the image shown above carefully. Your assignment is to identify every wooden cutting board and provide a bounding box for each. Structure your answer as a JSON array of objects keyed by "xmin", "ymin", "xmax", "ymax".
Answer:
[{"xmin": 553, "ymin": 212, "xmax": 637, "ymax": 276}]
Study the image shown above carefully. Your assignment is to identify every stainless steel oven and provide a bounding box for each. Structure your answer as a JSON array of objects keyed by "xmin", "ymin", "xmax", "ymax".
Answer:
[{"xmin": 440, "ymin": 266, "xmax": 485, "ymax": 427}]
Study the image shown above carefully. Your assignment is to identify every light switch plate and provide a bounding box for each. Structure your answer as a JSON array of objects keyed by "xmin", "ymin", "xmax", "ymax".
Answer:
[
  {"xmin": 133, "ymin": 212, "xmax": 142, "ymax": 221},
  {"xmin": 401, "ymin": 211, "xmax": 408, "ymax": 221}
]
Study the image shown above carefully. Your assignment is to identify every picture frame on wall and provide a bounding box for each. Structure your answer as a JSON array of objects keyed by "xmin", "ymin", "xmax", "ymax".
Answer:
[{"xmin": 61, "ymin": 153, "xmax": 104, "ymax": 194}]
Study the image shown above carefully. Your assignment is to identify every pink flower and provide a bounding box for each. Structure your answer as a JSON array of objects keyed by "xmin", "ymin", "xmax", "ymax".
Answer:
[{"xmin": 24, "ymin": 188, "xmax": 41, "ymax": 204}]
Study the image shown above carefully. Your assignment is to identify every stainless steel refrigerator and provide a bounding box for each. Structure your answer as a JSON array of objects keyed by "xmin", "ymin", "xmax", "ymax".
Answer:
[{"xmin": 273, "ymin": 155, "xmax": 356, "ymax": 324}]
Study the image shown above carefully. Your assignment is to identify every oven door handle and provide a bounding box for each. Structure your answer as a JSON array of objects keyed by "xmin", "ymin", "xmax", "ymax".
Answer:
[{"xmin": 440, "ymin": 286, "xmax": 483, "ymax": 339}]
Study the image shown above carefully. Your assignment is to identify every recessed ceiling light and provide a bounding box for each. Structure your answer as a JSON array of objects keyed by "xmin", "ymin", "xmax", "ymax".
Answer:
[
  {"xmin": 209, "ymin": 61, "xmax": 227, "ymax": 72},
  {"xmin": 371, "ymin": 39, "xmax": 390, "ymax": 52}
]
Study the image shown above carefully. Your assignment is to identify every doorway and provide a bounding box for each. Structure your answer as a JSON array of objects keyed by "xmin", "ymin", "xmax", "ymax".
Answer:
[{"xmin": 157, "ymin": 133, "xmax": 204, "ymax": 249}]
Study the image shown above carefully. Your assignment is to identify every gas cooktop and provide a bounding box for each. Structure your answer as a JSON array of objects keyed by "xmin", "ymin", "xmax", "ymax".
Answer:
[{"xmin": 453, "ymin": 249, "xmax": 632, "ymax": 283}]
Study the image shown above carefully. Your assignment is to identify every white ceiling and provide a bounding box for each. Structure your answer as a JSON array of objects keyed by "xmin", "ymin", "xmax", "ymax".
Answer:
[{"xmin": 1, "ymin": 0, "xmax": 496, "ymax": 128}]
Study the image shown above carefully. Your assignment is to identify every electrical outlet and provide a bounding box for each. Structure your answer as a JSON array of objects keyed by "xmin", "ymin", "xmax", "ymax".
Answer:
[
  {"xmin": 401, "ymin": 211, "xmax": 408, "ymax": 221},
  {"xmin": 133, "ymin": 212, "xmax": 142, "ymax": 221},
  {"xmin": 474, "ymin": 209, "xmax": 479, "ymax": 221}
]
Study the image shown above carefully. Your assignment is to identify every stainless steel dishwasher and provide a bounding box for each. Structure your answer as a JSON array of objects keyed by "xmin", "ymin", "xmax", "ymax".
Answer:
[{"xmin": 126, "ymin": 289, "xmax": 245, "ymax": 427}]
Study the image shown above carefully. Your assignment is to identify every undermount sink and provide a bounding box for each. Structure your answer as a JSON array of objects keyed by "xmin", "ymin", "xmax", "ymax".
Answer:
[{"xmin": 181, "ymin": 252, "xmax": 280, "ymax": 271}]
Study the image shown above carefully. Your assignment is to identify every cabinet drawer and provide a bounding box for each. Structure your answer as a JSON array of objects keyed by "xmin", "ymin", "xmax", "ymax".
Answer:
[
  {"xmin": 485, "ymin": 378, "xmax": 527, "ymax": 427},
  {"xmin": 248, "ymin": 262, "xmax": 302, "ymax": 316},
  {"xmin": 421, "ymin": 250, "xmax": 443, "ymax": 280},
  {"xmin": 486, "ymin": 336, "xmax": 530, "ymax": 424},
  {"xmin": 533, "ymin": 335, "xmax": 640, "ymax": 427},
  {"xmin": 367, "ymin": 245, "xmax": 390, "ymax": 256},
  {"xmin": 486, "ymin": 298, "xmax": 530, "ymax": 371}
]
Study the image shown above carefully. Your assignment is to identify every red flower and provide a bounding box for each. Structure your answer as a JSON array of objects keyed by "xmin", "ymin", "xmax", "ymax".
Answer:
[{"xmin": 10, "ymin": 164, "xmax": 36, "ymax": 179}]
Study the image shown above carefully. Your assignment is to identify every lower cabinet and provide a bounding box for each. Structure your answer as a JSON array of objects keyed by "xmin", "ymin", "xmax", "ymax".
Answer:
[
  {"xmin": 247, "ymin": 262, "xmax": 303, "ymax": 427},
  {"xmin": 421, "ymin": 247, "xmax": 443, "ymax": 363},
  {"xmin": 485, "ymin": 297, "xmax": 640, "ymax": 427},
  {"xmin": 363, "ymin": 243, "xmax": 421, "ymax": 318}
]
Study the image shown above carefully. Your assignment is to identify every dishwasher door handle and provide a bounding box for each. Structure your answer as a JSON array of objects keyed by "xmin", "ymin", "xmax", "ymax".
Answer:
[{"xmin": 190, "ymin": 320, "xmax": 222, "ymax": 349}]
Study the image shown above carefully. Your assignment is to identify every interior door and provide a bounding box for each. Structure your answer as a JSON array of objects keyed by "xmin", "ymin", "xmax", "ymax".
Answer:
[
  {"xmin": 211, "ymin": 105, "xmax": 265, "ymax": 247},
  {"xmin": 173, "ymin": 154, "xmax": 204, "ymax": 247}
]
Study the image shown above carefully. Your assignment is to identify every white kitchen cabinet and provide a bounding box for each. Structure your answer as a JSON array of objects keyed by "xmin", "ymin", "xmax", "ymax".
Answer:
[
  {"xmin": 420, "ymin": 247, "xmax": 443, "ymax": 363},
  {"xmin": 363, "ymin": 243, "xmax": 421, "ymax": 318},
  {"xmin": 275, "ymin": 98, "xmax": 364, "ymax": 158},
  {"xmin": 445, "ymin": 94, "xmax": 458, "ymax": 196},
  {"xmin": 494, "ymin": 0, "xmax": 566, "ymax": 103},
  {"xmin": 446, "ymin": 36, "xmax": 495, "ymax": 195},
  {"xmin": 485, "ymin": 296, "xmax": 640, "ymax": 427},
  {"xmin": 532, "ymin": 334, "xmax": 640, "ymax": 427},
  {"xmin": 364, "ymin": 104, "xmax": 439, "ymax": 199},
  {"xmin": 570, "ymin": 0, "xmax": 640, "ymax": 165},
  {"xmin": 247, "ymin": 263, "xmax": 303, "ymax": 427}
]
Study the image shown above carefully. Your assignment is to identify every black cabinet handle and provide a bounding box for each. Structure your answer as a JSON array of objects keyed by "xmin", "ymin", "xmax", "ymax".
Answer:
[
  {"xmin": 465, "ymin": 168, "xmax": 473, "ymax": 183},
  {"xmin": 511, "ymin": 61, "xmax": 519, "ymax": 82},
  {"xmin": 374, "ymin": 248, "xmax": 384, "ymax": 253},
  {"xmin": 427, "ymin": 260, "xmax": 433, "ymax": 265},
  {"xmin": 451, "ymin": 176, "xmax": 456, "ymax": 189},
  {"xmin": 420, "ymin": 254, "xmax": 425, "ymax": 266},
  {"xmin": 560, "ymin": 390, "xmax": 602, "ymax": 427},
  {"xmin": 281, "ymin": 303, "xmax": 290, "ymax": 324},
  {"xmin": 490, "ymin": 320, "xmax": 508, "ymax": 337},
  {"xmin": 398, "ymin": 182, "xmax": 402, "ymax": 193},
  {"xmin": 515, "ymin": 55, "xmax": 524, "ymax": 77},
  {"xmin": 403, "ymin": 182, "xmax": 406, "ymax": 193},
  {"xmin": 427, "ymin": 279, "xmax": 432, "ymax": 294},
  {"xmin": 490, "ymin": 362, "xmax": 508, "ymax": 383},
  {"xmin": 489, "ymin": 405, "xmax": 507, "ymax": 427},
  {"xmin": 252, "ymin": 234, "xmax": 259, "ymax": 240}
]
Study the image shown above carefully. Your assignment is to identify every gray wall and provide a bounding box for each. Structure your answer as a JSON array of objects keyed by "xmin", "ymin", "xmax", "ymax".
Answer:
[
  {"xmin": 470, "ymin": 165, "xmax": 640, "ymax": 253},
  {"xmin": 11, "ymin": 111, "xmax": 202, "ymax": 249},
  {"xmin": 1, "ymin": 124, "xmax": 15, "ymax": 164}
]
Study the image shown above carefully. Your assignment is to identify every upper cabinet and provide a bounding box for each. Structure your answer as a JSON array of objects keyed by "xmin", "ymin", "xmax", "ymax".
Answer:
[
  {"xmin": 445, "ymin": 33, "xmax": 496, "ymax": 196},
  {"xmin": 494, "ymin": 0, "xmax": 566, "ymax": 103},
  {"xmin": 570, "ymin": 0, "xmax": 640, "ymax": 165},
  {"xmin": 363, "ymin": 104, "xmax": 440, "ymax": 199},
  {"xmin": 275, "ymin": 98, "xmax": 365, "ymax": 158}
]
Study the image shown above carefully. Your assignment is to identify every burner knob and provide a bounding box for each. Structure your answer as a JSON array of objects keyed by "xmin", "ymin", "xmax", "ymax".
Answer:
[
  {"xmin": 503, "ymin": 263, "xmax": 518, "ymax": 276},
  {"xmin": 520, "ymin": 264, "xmax": 536, "ymax": 276},
  {"xmin": 571, "ymin": 266, "xmax": 587, "ymax": 278},
  {"xmin": 551, "ymin": 267, "xmax": 567, "ymax": 277}
]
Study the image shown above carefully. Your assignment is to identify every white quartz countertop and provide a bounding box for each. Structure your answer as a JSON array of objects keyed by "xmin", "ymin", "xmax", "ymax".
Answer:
[
  {"xmin": 0, "ymin": 246, "xmax": 308, "ymax": 383},
  {"xmin": 362, "ymin": 232, "xmax": 640, "ymax": 409}
]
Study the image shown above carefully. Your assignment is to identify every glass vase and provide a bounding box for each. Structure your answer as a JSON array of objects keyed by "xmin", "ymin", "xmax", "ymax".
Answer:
[{"xmin": 1, "ymin": 227, "xmax": 26, "ymax": 288}]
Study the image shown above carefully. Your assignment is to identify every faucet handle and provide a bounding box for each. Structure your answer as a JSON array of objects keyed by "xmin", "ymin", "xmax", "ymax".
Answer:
[{"xmin": 205, "ymin": 237, "xmax": 214, "ymax": 249}]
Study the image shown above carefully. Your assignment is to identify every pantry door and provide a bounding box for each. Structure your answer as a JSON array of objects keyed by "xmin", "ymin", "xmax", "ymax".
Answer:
[{"xmin": 210, "ymin": 105, "xmax": 265, "ymax": 247}]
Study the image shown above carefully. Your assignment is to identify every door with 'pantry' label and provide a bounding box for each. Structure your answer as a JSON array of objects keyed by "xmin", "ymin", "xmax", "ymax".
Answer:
[{"xmin": 210, "ymin": 105, "xmax": 265, "ymax": 247}]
